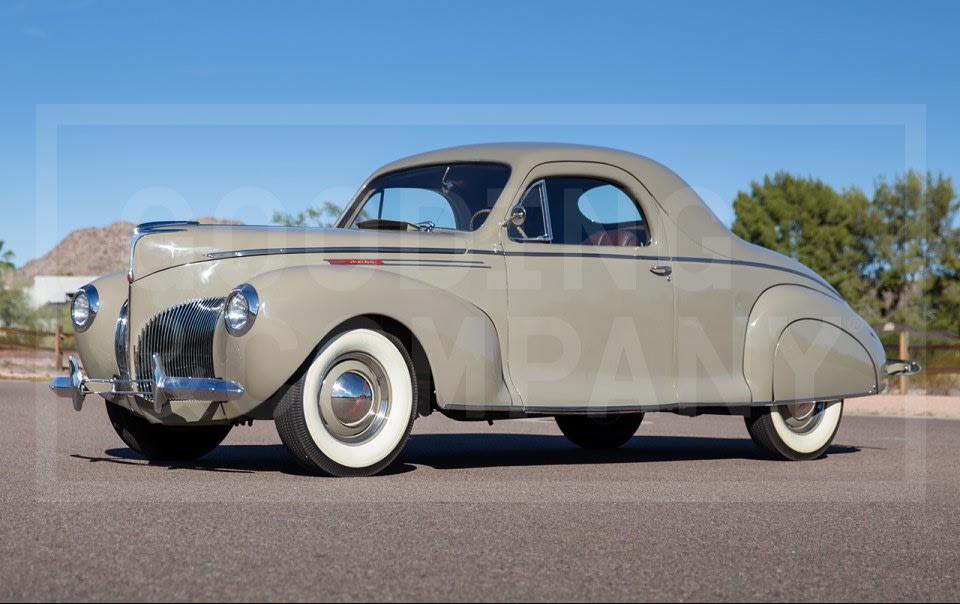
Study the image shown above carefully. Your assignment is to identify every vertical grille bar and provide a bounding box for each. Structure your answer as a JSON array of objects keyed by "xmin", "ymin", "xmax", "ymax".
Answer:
[
  {"xmin": 133, "ymin": 297, "xmax": 225, "ymax": 400},
  {"xmin": 172, "ymin": 301, "xmax": 188, "ymax": 377}
]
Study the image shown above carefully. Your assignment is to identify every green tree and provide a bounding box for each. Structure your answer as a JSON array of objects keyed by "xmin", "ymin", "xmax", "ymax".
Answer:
[
  {"xmin": 273, "ymin": 201, "xmax": 345, "ymax": 228},
  {"xmin": 0, "ymin": 242, "xmax": 33, "ymax": 329},
  {"xmin": 732, "ymin": 173, "xmax": 882, "ymax": 320},
  {"xmin": 0, "ymin": 241, "xmax": 14, "ymax": 275},
  {"xmin": 0, "ymin": 286, "xmax": 33, "ymax": 328},
  {"xmin": 873, "ymin": 171, "xmax": 959, "ymax": 333}
]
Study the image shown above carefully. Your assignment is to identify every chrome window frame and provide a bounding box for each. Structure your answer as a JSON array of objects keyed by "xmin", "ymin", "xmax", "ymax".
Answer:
[{"xmin": 509, "ymin": 180, "xmax": 553, "ymax": 243}]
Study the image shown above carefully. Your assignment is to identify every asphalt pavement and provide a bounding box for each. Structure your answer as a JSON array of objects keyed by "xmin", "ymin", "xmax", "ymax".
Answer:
[{"xmin": 2, "ymin": 380, "xmax": 958, "ymax": 601}]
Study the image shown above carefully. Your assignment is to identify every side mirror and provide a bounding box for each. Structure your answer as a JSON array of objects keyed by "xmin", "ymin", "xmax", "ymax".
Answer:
[{"xmin": 508, "ymin": 205, "xmax": 526, "ymax": 227}]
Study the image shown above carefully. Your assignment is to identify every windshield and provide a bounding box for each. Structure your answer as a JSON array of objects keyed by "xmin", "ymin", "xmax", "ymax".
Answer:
[{"xmin": 341, "ymin": 163, "xmax": 511, "ymax": 232}]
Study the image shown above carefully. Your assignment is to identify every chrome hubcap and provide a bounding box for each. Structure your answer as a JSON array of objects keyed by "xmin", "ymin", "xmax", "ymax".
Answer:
[
  {"xmin": 331, "ymin": 372, "xmax": 375, "ymax": 427},
  {"xmin": 317, "ymin": 353, "xmax": 390, "ymax": 444},
  {"xmin": 780, "ymin": 401, "xmax": 826, "ymax": 434}
]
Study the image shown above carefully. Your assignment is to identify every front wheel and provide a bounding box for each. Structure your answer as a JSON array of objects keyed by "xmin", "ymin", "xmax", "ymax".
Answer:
[
  {"xmin": 105, "ymin": 401, "xmax": 231, "ymax": 462},
  {"xmin": 745, "ymin": 400, "xmax": 843, "ymax": 461},
  {"xmin": 274, "ymin": 329, "xmax": 417, "ymax": 477},
  {"xmin": 555, "ymin": 413, "xmax": 644, "ymax": 449}
]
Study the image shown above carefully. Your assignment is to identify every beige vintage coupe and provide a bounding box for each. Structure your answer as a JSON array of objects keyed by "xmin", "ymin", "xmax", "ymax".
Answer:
[{"xmin": 52, "ymin": 144, "xmax": 919, "ymax": 476}]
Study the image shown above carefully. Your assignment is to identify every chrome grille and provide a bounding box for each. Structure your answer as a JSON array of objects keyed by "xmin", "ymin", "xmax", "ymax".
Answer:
[
  {"xmin": 115, "ymin": 301, "xmax": 129, "ymax": 379},
  {"xmin": 133, "ymin": 297, "xmax": 225, "ymax": 398}
]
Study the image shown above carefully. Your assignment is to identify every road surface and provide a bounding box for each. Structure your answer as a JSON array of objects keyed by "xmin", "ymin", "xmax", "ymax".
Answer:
[{"xmin": 2, "ymin": 380, "xmax": 958, "ymax": 601}]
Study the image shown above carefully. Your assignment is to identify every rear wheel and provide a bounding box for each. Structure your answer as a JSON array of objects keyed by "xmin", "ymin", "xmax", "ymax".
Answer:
[
  {"xmin": 105, "ymin": 401, "xmax": 231, "ymax": 462},
  {"xmin": 745, "ymin": 400, "xmax": 843, "ymax": 461},
  {"xmin": 274, "ymin": 329, "xmax": 417, "ymax": 477},
  {"xmin": 555, "ymin": 413, "xmax": 644, "ymax": 449}
]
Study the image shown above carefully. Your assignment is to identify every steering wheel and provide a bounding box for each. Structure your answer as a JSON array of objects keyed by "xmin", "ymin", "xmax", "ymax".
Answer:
[{"xmin": 469, "ymin": 208, "xmax": 492, "ymax": 231}]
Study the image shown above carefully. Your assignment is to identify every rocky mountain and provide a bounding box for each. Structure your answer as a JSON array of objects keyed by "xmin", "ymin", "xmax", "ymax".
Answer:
[{"xmin": 10, "ymin": 218, "xmax": 242, "ymax": 284}]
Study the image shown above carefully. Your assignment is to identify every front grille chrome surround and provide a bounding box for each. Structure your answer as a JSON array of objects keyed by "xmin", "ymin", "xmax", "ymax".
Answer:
[
  {"xmin": 133, "ymin": 297, "xmax": 225, "ymax": 400},
  {"xmin": 115, "ymin": 301, "xmax": 130, "ymax": 379}
]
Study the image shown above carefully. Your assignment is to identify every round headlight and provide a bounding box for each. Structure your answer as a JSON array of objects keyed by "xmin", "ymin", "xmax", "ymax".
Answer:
[
  {"xmin": 71, "ymin": 284, "xmax": 99, "ymax": 332},
  {"xmin": 224, "ymin": 283, "xmax": 259, "ymax": 337}
]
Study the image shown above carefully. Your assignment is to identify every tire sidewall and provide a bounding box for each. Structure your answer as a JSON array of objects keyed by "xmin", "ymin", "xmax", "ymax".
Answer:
[
  {"xmin": 300, "ymin": 329, "xmax": 414, "ymax": 470},
  {"xmin": 770, "ymin": 400, "xmax": 843, "ymax": 455}
]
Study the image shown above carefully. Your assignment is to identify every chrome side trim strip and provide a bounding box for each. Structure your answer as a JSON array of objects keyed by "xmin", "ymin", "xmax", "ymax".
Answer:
[
  {"xmin": 201, "ymin": 245, "xmax": 830, "ymax": 290},
  {"xmin": 381, "ymin": 258, "xmax": 487, "ymax": 265},
  {"xmin": 324, "ymin": 258, "xmax": 490, "ymax": 268},
  {"xmin": 669, "ymin": 256, "xmax": 833, "ymax": 289},
  {"xmin": 376, "ymin": 263, "xmax": 491, "ymax": 269},
  {"xmin": 489, "ymin": 250, "xmax": 832, "ymax": 290},
  {"xmin": 206, "ymin": 246, "xmax": 468, "ymax": 260}
]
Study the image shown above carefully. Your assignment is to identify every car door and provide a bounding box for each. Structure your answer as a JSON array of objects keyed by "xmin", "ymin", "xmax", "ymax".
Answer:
[{"xmin": 499, "ymin": 162, "xmax": 676, "ymax": 411}]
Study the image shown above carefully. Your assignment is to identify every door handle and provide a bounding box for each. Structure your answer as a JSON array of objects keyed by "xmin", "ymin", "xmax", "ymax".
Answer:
[{"xmin": 650, "ymin": 265, "xmax": 672, "ymax": 278}]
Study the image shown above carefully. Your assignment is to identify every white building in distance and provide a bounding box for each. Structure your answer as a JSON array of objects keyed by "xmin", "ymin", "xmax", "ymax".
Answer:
[{"xmin": 28, "ymin": 276, "xmax": 100, "ymax": 309}]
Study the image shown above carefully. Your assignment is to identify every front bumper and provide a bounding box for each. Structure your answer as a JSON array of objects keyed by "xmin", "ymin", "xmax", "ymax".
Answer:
[{"xmin": 50, "ymin": 354, "xmax": 244, "ymax": 413}]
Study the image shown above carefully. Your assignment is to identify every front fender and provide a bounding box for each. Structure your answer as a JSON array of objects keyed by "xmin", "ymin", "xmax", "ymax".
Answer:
[
  {"xmin": 74, "ymin": 271, "xmax": 127, "ymax": 380},
  {"xmin": 225, "ymin": 264, "xmax": 511, "ymax": 409},
  {"xmin": 744, "ymin": 284, "xmax": 884, "ymax": 403}
]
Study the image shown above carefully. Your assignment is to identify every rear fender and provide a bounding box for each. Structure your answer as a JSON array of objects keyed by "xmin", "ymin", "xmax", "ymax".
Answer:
[{"xmin": 744, "ymin": 285, "xmax": 884, "ymax": 403}]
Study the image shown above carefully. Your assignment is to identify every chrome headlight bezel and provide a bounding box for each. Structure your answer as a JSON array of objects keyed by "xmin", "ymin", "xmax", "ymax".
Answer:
[
  {"xmin": 71, "ymin": 284, "xmax": 100, "ymax": 333},
  {"xmin": 223, "ymin": 283, "xmax": 259, "ymax": 337}
]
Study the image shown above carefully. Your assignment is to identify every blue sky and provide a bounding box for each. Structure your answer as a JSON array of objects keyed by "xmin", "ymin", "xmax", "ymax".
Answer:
[{"xmin": 2, "ymin": 0, "xmax": 957, "ymax": 266}]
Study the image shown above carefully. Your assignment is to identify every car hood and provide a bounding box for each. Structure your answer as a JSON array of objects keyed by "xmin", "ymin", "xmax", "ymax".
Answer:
[{"xmin": 129, "ymin": 224, "xmax": 476, "ymax": 281}]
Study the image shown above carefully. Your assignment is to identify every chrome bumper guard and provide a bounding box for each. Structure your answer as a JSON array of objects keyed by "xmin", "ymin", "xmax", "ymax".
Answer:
[
  {"xmin": 49, "ymin": 354, "xmax": 244, "ymax": 413},
  {"xmin": 885, "ymin": 359, "xmax": 921, "ymax": 377}
]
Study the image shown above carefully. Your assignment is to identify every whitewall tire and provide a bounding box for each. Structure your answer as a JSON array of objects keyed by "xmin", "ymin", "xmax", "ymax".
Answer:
[
  {"xmin": 274, "ymin": 329, "xmax": 417, "ymax": 477},
  {"xmin": 745, "ymin": 400, "xmax": 843, "ymax": 461}
]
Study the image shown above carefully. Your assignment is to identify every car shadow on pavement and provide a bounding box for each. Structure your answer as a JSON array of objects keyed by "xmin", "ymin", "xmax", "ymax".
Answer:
[
  {"xmin": 75, "ymin": 434, "xmax": 860, "ymax": 475},
  {"xmin": 84, "ymin": 446, "xmax": 418, "ymax": 477},
  {"xmin": 81, "ymin": 446, "xmax": 325, "ymax": 476},
  {"xmin": 398, "ymin": 434, "xmax": 861, "ymax": 470}
]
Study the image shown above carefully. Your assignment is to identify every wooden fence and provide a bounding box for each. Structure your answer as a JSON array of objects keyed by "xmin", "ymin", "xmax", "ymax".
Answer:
[{"xmin": 0, "ymin": 326, "xmax": 76, "ymax": 370}]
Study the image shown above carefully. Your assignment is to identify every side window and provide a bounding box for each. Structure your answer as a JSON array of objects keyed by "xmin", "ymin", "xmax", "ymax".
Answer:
[
  {"xmin": 507, "ymin": 180, "xmax": 552, "ymax": 242},
  {"xmin": 544, "ymin": 177, "xmax": 649, "ymax": 247},
  {"xmin": 578, "ymin": 184, "xmax": 642, "ymax": 225}
]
